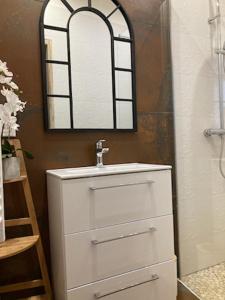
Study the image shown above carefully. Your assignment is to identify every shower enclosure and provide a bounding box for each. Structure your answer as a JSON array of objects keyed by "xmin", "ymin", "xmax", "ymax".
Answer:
[{"xmin": 171, "ymin": 0, "xmax": 225, "ymax": 298}]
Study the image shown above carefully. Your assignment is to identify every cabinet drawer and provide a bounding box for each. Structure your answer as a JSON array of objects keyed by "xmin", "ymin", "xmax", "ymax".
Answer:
[
  {"xmin": 65, "ymin": 215, "xmax": 174, "ymax": 289},
  {"xmin": 62, "ymin": 170, "xmax": 172, "ymax": 234},
  {"xmin": 67, "ymin": 259, "xmax": 177, "ymax": 300}
]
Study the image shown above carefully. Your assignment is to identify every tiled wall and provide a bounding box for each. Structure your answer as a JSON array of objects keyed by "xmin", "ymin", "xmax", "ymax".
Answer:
[{"xmin": 171, "ymin": 0, "xmax": 225, "ymax": 276}]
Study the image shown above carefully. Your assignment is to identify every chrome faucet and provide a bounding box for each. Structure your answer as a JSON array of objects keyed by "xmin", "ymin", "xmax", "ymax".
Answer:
[{"xmin": 96, "ymin": 140, "xmax": 109, "ymax": 168}]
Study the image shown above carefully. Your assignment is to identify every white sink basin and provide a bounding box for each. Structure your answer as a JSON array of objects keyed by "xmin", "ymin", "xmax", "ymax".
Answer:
[{"xmin": 47, "ymin": 163, "xmax": 171, "ymax": 179}]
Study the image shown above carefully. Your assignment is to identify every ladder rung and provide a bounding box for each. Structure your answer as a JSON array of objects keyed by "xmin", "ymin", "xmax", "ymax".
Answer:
[
  {"xmin": 3, "ymin": 175, "xmax": 27, "ymax": 184},
  {"xmin": 0, "ymin": 279, "xmax": 44, "ymax": 294},
  {"xmin": 0, "ymin": 235, "xmax": 39, "ymax": 260},
  {"xmin": 5, "ymin": 217, "xmax": 32, "ymax": 227}
]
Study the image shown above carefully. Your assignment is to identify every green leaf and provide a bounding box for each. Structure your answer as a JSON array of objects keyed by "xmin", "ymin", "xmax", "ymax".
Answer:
[
  {"xmin": 16, "ymin": 148, "xmax": 34, "ymax": 159},
  {"xmin": 2, "ymin": 139, "xmax": 14, "ymax": 155},
  {"xmin": 1, "ymin": 139, "xmax": 34, "ymax": 160},
  {"xmin": 23, "ymin": 150, "xmax": 34, "ymax": 159}
]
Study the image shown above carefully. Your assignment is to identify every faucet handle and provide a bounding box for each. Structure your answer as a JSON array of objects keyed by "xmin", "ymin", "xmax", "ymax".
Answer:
[{"xmin": 96, "ymin": 139, "xmax": 106, "ymax": 149}]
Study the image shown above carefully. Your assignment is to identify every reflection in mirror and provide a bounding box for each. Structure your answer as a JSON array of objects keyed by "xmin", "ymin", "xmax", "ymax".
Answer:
[
  {"xmin": 92, "ymin": 0, "xmax": 117, "ymax": 17},
  {"xmin": 45, "ymin": 30, "xmax": 68, "ymax": 62},
  {"xmin": 116, "ymin": 101, "xmax": 133, "ymax": 129},
  {"xmin": 108, "ymin": 9, "xmax": 130, "ymax": 39},
  {"xmin": 41, "ymin": 0, "xmax": 136, "ymax": 131},
  {"xmin": 114, "ymin": 41, "xmax": 131, "ymax": 69},
  {"xmin": 48, "ymin": 97, "xmax": 71, "ymax": 129},
  {"xmin": 70, "ymin": 11, "xmax": 114, "ymax": 129},
  {"xmin": 115, "ymin": 71, "xmax": 132, "ymax": 99},
  {"xmin": 66, "ymin": 0, "xmax": 88, "ymax": 10},
  {"xmin": 44, "ymin": 0, "xmax": 70, "ymax": 28},
  {"xmin": 46, "ymin": 64, "xmax": 69, "ymax": 96}
]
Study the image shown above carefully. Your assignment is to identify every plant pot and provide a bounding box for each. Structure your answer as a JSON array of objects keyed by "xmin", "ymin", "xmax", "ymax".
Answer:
[{"xmin": 2, "ymin": 157, "xmax": 20, "ymax": 181}]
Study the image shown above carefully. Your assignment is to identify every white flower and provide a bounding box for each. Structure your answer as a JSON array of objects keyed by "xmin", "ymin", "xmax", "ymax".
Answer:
[
  {"xmin": 8, "ymin": 81, "xmax": 19, "ymax": 90},
  {"xmin": 0, "ymin": 60, "xmax": 13, "ymax": 77},
  {"xmin": 0, "ymin": 76, "xmax": 19, "ymax": 90},
  {"xmin": 1, "ymin": 87, "xmax": 26, "ymax": 116},
  {"xmin": 0, "ymin": 58, "xmax": 26, "ymax": 135},
  {"xmin": 0, "ymin": 75, "xmax": 12, "ymax": 85},
  {"xmin": 0, "ymin": 103, "xmax": 20, "ymax": 131}
]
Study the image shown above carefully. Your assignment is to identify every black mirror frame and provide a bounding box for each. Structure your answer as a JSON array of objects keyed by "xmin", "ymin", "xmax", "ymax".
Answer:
[{"xmin": 40, "ymin": 0, "xmax": 137, "ymax": 132}]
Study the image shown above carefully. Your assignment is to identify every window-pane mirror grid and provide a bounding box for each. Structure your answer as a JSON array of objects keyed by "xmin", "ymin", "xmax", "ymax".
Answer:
[{"xmin": 41, "ymin": 0, "xmax": 136, "ymax": 130}]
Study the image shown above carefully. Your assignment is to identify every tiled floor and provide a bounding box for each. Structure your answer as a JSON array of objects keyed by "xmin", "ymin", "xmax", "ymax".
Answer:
[{"xmin": 182, "ymin": 262, "xmax": 225, "ymax": 300}]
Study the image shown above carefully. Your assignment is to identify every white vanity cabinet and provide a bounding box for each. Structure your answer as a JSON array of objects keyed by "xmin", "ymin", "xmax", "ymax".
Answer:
[{"xmin": 47, "ymin": 164, "xmax": 177, "ymax": 300}]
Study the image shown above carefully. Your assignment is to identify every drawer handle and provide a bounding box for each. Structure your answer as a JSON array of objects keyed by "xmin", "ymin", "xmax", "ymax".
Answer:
[
  {"xmin": 94, "ymin": 274, "xmax": 159, "ymax": 299},
  {"xmin": 89, "ymin": 180, "xmax": 155, "ymax": 191},
  {"xmin": 91, "ymin": 227, "xmax": 157, "ymax": 245}
]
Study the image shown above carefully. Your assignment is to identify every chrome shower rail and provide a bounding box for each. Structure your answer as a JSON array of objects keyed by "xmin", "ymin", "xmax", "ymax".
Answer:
[{"xmin": 205, "ymin": 0, "xmax": 225, "ymax": 137}]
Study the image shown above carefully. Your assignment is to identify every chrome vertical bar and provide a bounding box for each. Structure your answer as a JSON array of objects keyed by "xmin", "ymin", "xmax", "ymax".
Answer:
[
  {"xmin": 204, "ymin": 0, "xmax": 225, "ymax": 136},
  {"xmin": 216, "ymin": 0, "xmax": 225, "ymax": 129}
]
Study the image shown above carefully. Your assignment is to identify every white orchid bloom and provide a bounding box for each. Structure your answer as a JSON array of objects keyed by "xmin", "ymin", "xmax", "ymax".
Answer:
[
  {"xmin": 0, "ymin": 60, "xmax": 13, "ymax": 77},
  {"xmin": 0, "ymin": 103, "xmax": 20, "ymax": 132},
  {"xmin": 1, "ymin": 87, "xmax": 26, "ymax": 116},
  {"xmin": 8, "ymin": 81, "xmax": 19, "ymax": 90},
  {"xmin": 0, "ymin": 103, "xmax": 11, "ymax": 124},
  {"xmin": 0, "ymin": 75, "xmax": 12, "ymax": 85},
  {"xmin": 0, "ymin": 75, "xmax": 19, "ymax": 90},
  {"xmin": 0, "ymin": 58, "xmax": 26, "ymax": 136}
]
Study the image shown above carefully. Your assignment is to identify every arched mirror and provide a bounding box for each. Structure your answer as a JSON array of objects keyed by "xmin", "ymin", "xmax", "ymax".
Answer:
[{"xmin": 40, "ymin": 0, "xmax": 137, "ymax": 131}]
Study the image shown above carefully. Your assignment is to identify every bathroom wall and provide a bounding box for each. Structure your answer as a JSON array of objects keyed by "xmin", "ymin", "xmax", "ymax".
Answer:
[
  {"xmin": 0, "ymin": 0, "xmax": 175, "ymax": 297},
  {"xmin": 171, "ymin": 0, "xmax": 225, "ymax": 276}
]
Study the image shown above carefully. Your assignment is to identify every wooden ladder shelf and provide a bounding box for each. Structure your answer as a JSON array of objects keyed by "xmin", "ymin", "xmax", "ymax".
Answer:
[{"xmin": 0, "ymin": 139, "xmax": 52, "ymax": 299}]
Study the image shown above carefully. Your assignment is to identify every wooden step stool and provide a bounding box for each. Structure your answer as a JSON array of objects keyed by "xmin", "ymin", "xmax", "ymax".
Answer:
[{"xmin": 0, "ymin": 139, "xmax": 52, "ymax": 299}]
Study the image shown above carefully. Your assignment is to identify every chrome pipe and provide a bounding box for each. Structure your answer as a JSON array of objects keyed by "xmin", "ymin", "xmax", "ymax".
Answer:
[
  {"xmin": 216, "ymin": 49, "xmax": 225, "ymax": 55},
  {"xmin": 205, "ymin": 0, "xmax": 225, "ymax": 137},
  {"xmin": 214, "ymin": 0, "xmax": 225, "ymax": 130},
  {"xmin": 204, "ymin": 129, "xmax": 225, "ymax": 136},
  {"xmin": 208, "ymin": 14, "xmax": 220, "ymax": 24}
]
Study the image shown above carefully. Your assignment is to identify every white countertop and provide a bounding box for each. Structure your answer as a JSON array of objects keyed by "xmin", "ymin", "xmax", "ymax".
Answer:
[{"xmin": 47, "ymin": 163, "xmax": 172, "ymax": 179}]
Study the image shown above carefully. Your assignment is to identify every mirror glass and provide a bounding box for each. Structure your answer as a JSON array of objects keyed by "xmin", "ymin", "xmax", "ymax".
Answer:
[
  {"xmin": 44, "ymin": 30, "xmax": 68, "ymax": 61},
  {"xmin": 44, "ymin": 0, "xmax": 71, "ymax": 27},
  {"xmin": 46, "ymin": 63, "xmax": 69, "ymax": 95},
  {"xmin": 70, "ymin": 11, "xmax": 114, "ymax": 129},
  {"xmin": 66, "ymin": 0, "xmax": 88, "ymax": 10},
  {"xmin": 115, "ymin": 71, "xmax": 132, "ymax": 99},
  {"xmin": 48, "ymin": 97, "xmax": 71, "ymax": 129},
  {"xmin": 116, "ymin": 101, "xmax": 133, "ymax": 129},
  {"xmin": 41, "ymin": 0, "xmax": 136, "ymax": 131},
  {"xmin": 114, "ymin": 41, "xmax": 131, "ymax": 69},
  {"xmin": 108, "ymin": 9, "xmax": 130, "ymax": 39},
  {"xmin": 92, "ymin": 0, "xmax": 117, "ymax": 16}
]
